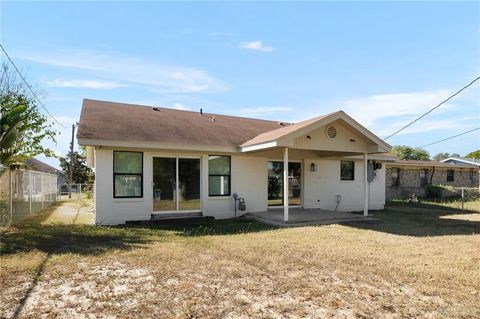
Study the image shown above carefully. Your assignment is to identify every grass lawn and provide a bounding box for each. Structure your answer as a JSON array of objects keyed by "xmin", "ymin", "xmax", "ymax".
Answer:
[{"xmin": 1, "ymin": 199, "xmax": 479, "ymax": 318}]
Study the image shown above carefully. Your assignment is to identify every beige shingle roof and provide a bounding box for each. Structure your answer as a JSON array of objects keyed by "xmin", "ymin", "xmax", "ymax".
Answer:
[
  {"xmin": 77, "ymin": 99, "xmax": 285, "ymax": 147},
  {"xmin": 77, "ymin": 99, "xmax": 390, "ymax": 152}
]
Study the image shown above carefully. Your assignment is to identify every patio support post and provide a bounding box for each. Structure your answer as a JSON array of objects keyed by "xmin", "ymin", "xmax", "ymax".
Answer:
[
  {"xmin": 363, "ymin": 152, "xmax": 369, "ymax": 216},
  {"xmin": 283, "ymin": 147, "xmax": 289, "ymax": 222}
]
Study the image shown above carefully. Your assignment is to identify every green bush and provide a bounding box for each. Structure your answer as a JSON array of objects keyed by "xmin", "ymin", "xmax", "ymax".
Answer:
[
  {"xmin": 425, "ymin": 184, "xmax": 458, "ymax": 199},
  {"xmin": 0, "ymin": 192, "xmax": 11, "ymax": 227}
]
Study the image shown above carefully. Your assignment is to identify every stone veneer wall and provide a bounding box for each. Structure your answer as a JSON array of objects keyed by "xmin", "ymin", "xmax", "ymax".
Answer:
[{"xmin": 385, "ymin": 166, "xmax": 479, "ymax": 200}]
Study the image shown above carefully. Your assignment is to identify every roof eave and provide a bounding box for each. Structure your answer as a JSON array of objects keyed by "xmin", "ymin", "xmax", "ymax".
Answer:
[
  {"xmin": 240, "ymin": 141, "xmax": 278, "ymax": 152},
  {"xmin": 77, "ymin": 138, "xmax": 240, "ymax": 153}
]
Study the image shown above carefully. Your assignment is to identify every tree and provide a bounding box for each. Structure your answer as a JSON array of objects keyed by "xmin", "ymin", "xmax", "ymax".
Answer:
[
  {"xmin": 0, "ymin": 63, "xmax": 57, "ymax": 164},
  {"xmin": 59, "ymin": 151, "xmax": 92, "ymax": 184},
  {"xmin": 391, "ymin": 145, "xmax": 430, "ymax": 161},
  {"xmin": 0, "ymin": 99, "xmax": 27, "ymax": 163},
  {"xmin": 433, "ymin": 152, "xmax": 460, "ymax": 161},
  {"xmin": 465, "ymin": 150, "xmax": 480, "ymax": 159}
]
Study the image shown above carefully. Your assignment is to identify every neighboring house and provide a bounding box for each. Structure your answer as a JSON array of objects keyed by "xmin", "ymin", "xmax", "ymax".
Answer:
[
  {"xmin": 440, "ymin": 156, "xmax": 480, "ymax": 167},
  {"xmin": 385, "ymin": 160, "xmax": 480, "ymax": 200},
  {"xmin": 77, "ymin": 99, "xmax": 392, "ymax": 225},
  {"xmin": 24, "ymin": 158, "xmax": 66, "ymax": 185}
]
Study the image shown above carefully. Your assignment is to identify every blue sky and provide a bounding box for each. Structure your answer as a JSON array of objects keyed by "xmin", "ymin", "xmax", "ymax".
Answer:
[{"xmin": 1, "ymin": 1, "xmax": 479, "ymax": 168}]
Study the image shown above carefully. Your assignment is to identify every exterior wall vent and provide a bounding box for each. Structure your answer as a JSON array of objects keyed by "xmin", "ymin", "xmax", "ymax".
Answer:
[{"xmin": 326, "ymin": 125, "xmax": 337, "ymax": 139}]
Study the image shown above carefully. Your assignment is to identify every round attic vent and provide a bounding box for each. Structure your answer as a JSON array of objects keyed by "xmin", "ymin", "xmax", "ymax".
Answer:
[{"xmin": 326, "ymin": 125, "xmax": 337, "ymax": 139}]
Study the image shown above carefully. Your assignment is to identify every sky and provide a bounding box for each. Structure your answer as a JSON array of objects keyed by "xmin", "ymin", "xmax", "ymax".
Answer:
[{"xmin": 1, "ymin": 1, "xmax": 479, "ymax": 169}]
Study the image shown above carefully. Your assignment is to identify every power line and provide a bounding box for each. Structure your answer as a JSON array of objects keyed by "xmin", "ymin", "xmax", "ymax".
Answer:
[
  {"xmin": 385, "ymin": 76, "xmax": 480, "ymax": 140},
  {"xmin": 0, "ymin": 43, "xmax": 66, "ymax": 127},
  {"xmin": 419, "ymin": 127, "xmax": 480, "ymax": 148}
]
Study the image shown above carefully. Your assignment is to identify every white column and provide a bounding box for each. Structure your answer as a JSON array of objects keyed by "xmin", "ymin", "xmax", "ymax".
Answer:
[
  {"xmin": 9, "ymin": 169, "xmax": 13, "ymax": 223},
  {"xmin": 29, "ymin": 172, "xmax": 32, "ymax": 216},
  {"xmin": 363, "ymin": 152, "xmax": 369, "ymax": 216},
  {"xmin": 283, "ymin": 147, "xmax": 289, "ymax": 222},
  {"xmin": 41, "ymin": 174, "xmax": 44, "ymax": 209}
]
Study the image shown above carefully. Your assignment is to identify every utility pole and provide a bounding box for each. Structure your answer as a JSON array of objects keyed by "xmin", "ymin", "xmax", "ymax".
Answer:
[{"xmin": 69, "ymin": 124, "xmax": 76, "ymax": 199}]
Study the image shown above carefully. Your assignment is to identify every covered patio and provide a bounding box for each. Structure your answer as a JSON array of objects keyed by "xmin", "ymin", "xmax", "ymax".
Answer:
[
  {"xmin": 239, "ymin": 111, "xmax": 392, "ymax": 223},
  {"xmin": 245, "ymin": 208, "xmax": 377, "ymax": 227}
]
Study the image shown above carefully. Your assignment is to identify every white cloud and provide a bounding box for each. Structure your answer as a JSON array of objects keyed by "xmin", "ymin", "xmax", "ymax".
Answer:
[
  {"xmin": 373, "ymin": 118, "xmax": 462, "ymax": 137},
  {"xmin": 236, "ymin": 106, "xmax": 292, "ymax": 117},
  {"xmin": 239, "ymin": 41, "xmax": 275, "ymax": 52},
  {"xmin": 16, "ymin": 50, "xmax": 227, "ymax": 93},
  {"xmin": 341, "ymin": 90, "xmax": 452, "ymax": 126},
  {"xmin": 45, "ymin": 79, "xmax": 127, "ymax": 89},
  {"xmin": 337, "ymin": 90, "xmax": 464, "ymax": 137},
  {"xmin": 171, "ymin": 103, "xmax": 191, "ymax": 111}
]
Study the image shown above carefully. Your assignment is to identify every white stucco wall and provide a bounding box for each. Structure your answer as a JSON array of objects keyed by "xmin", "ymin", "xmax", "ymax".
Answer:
[
  {"xmin": 303, "ymin": 159, "xmax": 385, "ymax": 211},
  {"xmin": 95, "ymin": 149, "xmax": 152, "ymax": 225},
  {"xmin": 94, "ymin": 148, "xmax": 386, "ymax": 225},
  {"xmin": 200, "ymin": 155, "xmax": 268, "ymax": 219},
  {"xmin": 94, "ymin": 149, "xmax": 268, "ymax": 225}
]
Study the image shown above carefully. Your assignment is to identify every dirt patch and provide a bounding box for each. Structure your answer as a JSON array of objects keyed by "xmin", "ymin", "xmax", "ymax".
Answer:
[{"xmin": 18, "ymin": 261, "xmax": 155, "ymax": 318}]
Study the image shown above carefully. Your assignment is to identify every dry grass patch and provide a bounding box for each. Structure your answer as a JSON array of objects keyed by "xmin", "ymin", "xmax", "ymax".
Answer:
[{"xmin": 1, "ymin": 199, "xmax": 479, "ymax": 318}]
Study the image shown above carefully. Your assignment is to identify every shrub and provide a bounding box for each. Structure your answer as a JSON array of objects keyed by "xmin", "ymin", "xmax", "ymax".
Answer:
[
  {"xmin": 425, "ymin": 184, "xmax": 459, "ymax": 199},
  {"xmin": 0, "ymin": 192, "xmax": 11, "ymax": 227}
]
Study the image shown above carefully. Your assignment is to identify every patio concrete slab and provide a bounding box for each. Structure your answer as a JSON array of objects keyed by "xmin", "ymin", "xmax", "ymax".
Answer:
[{"xmin": 245, "ymin": 208, "xmax": 377, "ymax": 227}]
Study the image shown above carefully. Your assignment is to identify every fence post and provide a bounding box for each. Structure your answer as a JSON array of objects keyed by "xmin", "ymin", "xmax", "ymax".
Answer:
[
  {"xmin": 29, "ymin": 172, "xmax": 32, "ymax": 216},
  {"xmin": 9, "ymin": 169, "xmax": 13, "ymax": 224},
  {"xmin": 41, "ymin": 174, "xmax": 44, "ymax": 209},
  {"xmin": 461, "ymin": 187, "xmax": 464, "ymax": 213}
]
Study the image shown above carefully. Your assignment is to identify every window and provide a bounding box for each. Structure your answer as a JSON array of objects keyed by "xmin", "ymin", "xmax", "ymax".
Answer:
[
  {"xmin": 340, "ymin": 161, "xmax": 355, "ymax": 181},
  {"xmin": 391, "ymin": 168, "xmax": 400, "ymax": 187},
  {"xmin": 447, "ymin": 169, "xmax": 454, "ymax": 182},
  {"xmin": 420, "ymin": 169, "xmax": 428, "ymax": 186},
  {"xmin": 113, "ymin": 151, "xmax": 143, "ymax": 198},
  {"xmin": 209, "ymin": 156, "xmax": 231, "ymax": 196}
]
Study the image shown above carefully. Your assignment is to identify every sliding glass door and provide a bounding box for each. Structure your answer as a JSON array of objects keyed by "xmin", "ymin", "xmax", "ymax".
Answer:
[
  {"xmin": 153, "ymin": 158, "xmax": 176, "ymax": 212},
  {"xmin": 153, "ymin": 157, "xmax": 201, "ymax": 213},
  {"xmin": 178, "ymin": 158, "xmax": 201, "ymax": 211},
  {"xmin": 267, "ymin": 161, "xmax": 301, "ymax": 206}
]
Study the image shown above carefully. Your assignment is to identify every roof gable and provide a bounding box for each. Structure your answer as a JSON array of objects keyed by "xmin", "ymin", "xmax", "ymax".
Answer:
[
  {"xmin": 441, "ymin": 157, "xmax": 480, "ymax": 167},
  {"xmin": 240, "ymin": 111, "xmax": 391, "ymax": 153}
]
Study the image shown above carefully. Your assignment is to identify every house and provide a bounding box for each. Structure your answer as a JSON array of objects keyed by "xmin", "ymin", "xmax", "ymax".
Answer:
[
  {"xmin": 24, "ymin": 158, "xmax": 66, "ymax": 185},
  {"xmin": 77, "ymin": 99, "xmax": 391, "ymax": 225},
  {"xmin": 440, "ymin": 156, "xmax": 480, "ymax": 167},
  {"xmin": 385, "ymin": 159, "xmax": 480, "ymax": 200}
]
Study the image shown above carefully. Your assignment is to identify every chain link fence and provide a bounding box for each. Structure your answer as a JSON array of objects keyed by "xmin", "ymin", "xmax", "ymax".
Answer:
[
  {"xmin": 57, "ymin": 183, "xmax": 94, "ymax": 200},
  {"xmin": 0, "ymin": 168, "xmax": 58, "ymax": 226},
  {"xmin": 455, "ymin": 187, "xmax": 480, "ymax": 212}
]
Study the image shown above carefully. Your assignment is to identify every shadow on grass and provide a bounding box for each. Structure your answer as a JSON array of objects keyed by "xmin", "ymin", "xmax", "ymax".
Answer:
[
  {"xmin": 1, "ymin": 204, "xmax": 158, "ymax": 255},
  {"xmin": 1, "ymin": 205, "xmax": 278, "ymax": 256},
  {"xmin": 347, "ymin": 201, "xmax": 480, "ymax": 237},
  {"xmin": 134, "ymin": 218, "xmax": 279, "ymax": 237}
]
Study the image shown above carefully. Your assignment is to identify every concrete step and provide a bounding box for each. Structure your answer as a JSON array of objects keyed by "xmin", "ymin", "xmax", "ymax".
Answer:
[{"xmin": 150, "ymin": 212, "xmax": 204, "ymax": 221}]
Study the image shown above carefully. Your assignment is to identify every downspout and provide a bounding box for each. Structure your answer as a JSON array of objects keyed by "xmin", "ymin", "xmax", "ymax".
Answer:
[{"xmin": 430, "ymin": 166, "xmax": 435, "ymax": 185}]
